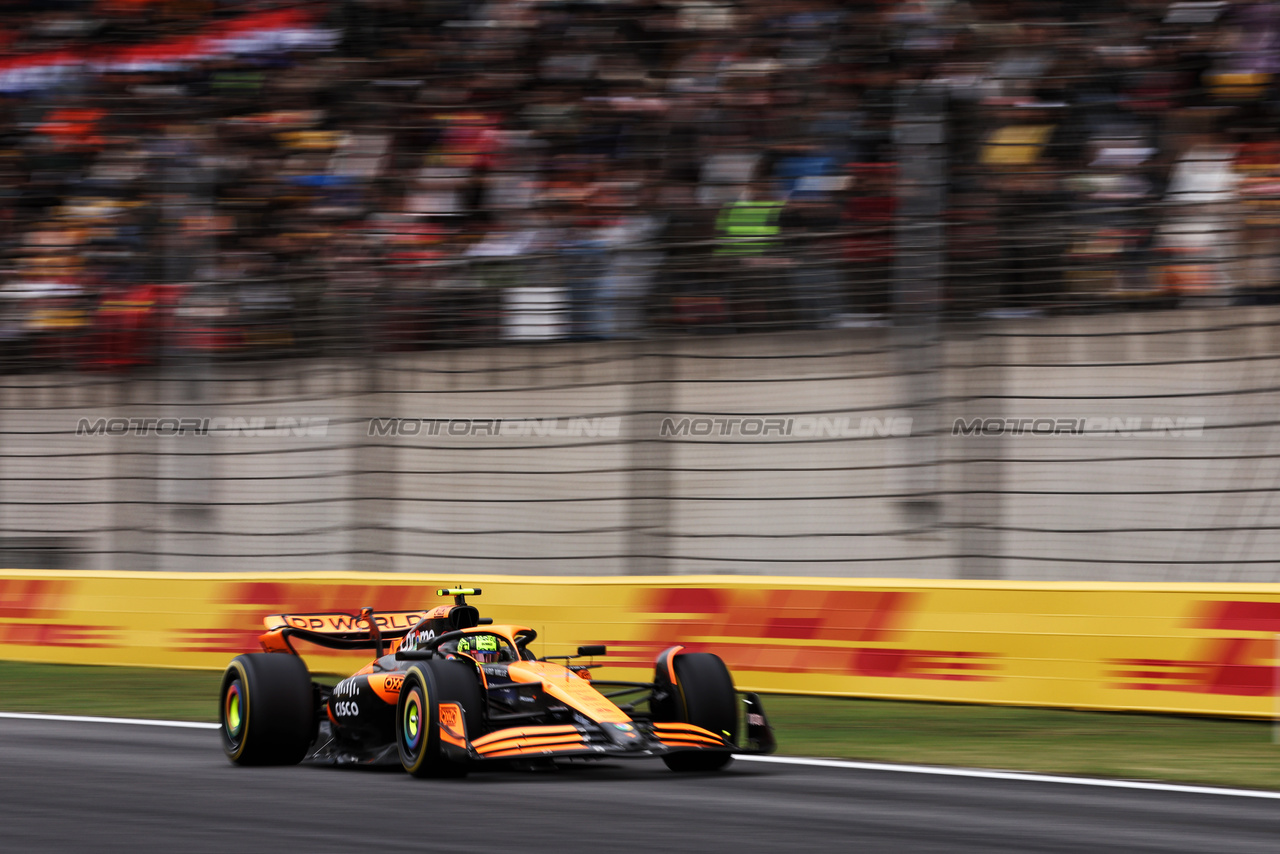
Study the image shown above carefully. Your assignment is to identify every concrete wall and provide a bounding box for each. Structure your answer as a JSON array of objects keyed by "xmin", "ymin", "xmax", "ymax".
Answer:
[{"xmin": 3, "ymin": 305, "xmax": 1280, "ymax": 580}]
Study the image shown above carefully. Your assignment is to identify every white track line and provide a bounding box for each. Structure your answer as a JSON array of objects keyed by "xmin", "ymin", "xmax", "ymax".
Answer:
[
  {"xmin": 0, "ymin": 711, "xmax": 219, "ymax": 730},
  {"xmin": 3, "ymin": 711, "xmax": 1276, "ymax": 800},
  {"xmin": 736, "ymin": 755, "xmax": 1280, "ymax": 800}
]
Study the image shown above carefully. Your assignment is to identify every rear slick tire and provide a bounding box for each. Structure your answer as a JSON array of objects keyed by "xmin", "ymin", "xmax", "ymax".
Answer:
[{"xmin": 219, "ymin": 653, "xmax": 314, "ymax": 766}]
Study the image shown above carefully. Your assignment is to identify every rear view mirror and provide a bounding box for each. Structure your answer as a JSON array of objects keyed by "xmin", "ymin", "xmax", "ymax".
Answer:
[{"xmin": 577, "ymin": 645, "xmax": 606, "ymax": 657}]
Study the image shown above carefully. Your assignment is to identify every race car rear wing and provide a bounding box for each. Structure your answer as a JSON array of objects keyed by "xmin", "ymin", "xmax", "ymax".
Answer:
[
  {"xmin": 259, "ymin": 608, "xmax": 430, "ymax": 655},
  {"xmin": 258, "ymin": 589, "xmax": 495, "ymax": 657},
  {"xmin": 258, "ymin": 602, "xmax": 494, "ymax": 656}
]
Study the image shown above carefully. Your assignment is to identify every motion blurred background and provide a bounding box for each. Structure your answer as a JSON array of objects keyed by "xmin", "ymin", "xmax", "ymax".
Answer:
[{"xmin": 3, "ymin": 0, "xmax": 1280, "ymax": 582}]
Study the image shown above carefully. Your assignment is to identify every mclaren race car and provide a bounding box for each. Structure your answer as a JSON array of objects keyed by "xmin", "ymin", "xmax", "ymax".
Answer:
[{"xmin": 219, "ymin": 588, "xmax": 775, "ymax": 776}]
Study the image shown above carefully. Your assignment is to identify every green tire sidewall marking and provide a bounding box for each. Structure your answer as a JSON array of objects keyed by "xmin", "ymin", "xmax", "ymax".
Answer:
[
  {"xmin": 225, "ymin": 660, "xmax": 250, "ymax": 761},
  {"xmin": 404, "ymin": 693, "xmax": 420, "ymax": 747},
  {"xmin": 226, "ymin": 684, "xmax": 242, "ymax": 735}
]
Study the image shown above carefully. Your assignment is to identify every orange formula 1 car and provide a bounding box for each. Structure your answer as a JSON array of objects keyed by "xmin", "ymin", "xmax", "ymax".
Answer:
[{"xmin": 218, "ymin": 588, "xmax": 775, "ymax": 776}]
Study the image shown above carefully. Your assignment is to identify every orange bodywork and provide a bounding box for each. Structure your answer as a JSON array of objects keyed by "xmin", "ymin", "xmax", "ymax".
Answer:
[
  {"xmin": 469, "ymin": 725, "xmax": 591, "ymax": 758},
  {"xmin": 503, "ymin": 658, "xmax": 632, "ymax": 724},
  {"xmin": 258, "ymin": 628, "xmax": 293, "ymax": 653},
  {"xmin": 661, "ymin": 644, "xmax": 685, "ymax": 684},
  {"xmin": 437, "ymin": 702, "xmax": 467, "ymax": 748},
  {"xmin": 422, "ymin": 605, "xmax": 452, "ymax": 622},
  {"xmin": 366, "ymin": 672, "xmax": 405, "ymax": 704},
  {"xmin": 652, "ymin": 722, "xmax": 725, "ymax": 748},
  {"xmin": 474, "ymin": 733, "xmax": 587, "ymax": 756},
  {"xmin": 471, "ymin": 725, "xmax": 579, "ymax": 750},
  {"xmin": 481, "ymin": 743, "xmax": 592, "ymax": 759}
]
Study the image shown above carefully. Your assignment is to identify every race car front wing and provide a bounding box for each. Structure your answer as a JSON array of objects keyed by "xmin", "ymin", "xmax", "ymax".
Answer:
[{"xmin": 434, "ymin": 692, "xmax": 776, "ymax": 764}]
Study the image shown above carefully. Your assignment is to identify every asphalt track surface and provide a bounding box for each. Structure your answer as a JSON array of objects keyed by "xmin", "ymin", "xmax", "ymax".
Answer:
[{"xmin": 4, "ymin": 717, "xmax": 1280, "ymax": 854}]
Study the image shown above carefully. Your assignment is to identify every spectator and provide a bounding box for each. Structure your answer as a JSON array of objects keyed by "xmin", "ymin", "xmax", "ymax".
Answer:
[
  {"xmin": 714, "ymin": 175, "xmax": 785, "ymax": 330},
  {"xmin": 1159, "ymin": 121, "xmax": 1243, "ymax": 299},
  {"xmin": 6, "ymin": 0, "xmax": 1280, "ymax": 369},
  {"xmin": 781, "ymin": 179, "xmax": 844, "ymax": 327}
]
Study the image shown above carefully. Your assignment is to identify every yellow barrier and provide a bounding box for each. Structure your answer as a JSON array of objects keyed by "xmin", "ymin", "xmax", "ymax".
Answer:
[{"xmin": 3, "ymin": 571, "xmax": 1280, "ymax": 718}]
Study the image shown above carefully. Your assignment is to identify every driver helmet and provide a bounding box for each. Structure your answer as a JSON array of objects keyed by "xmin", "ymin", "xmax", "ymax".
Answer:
[{"xmin": 458, "ymin": 633, "xmax": 501, "ymax": 663}]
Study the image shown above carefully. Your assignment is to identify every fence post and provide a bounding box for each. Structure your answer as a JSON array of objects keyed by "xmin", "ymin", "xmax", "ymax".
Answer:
[
  {"xmin": 951, "ymin": 328, "xmax": 1006, "ymax": 580},
  {"xmin": 350, "ymin": 348, "xmax": 396, "ymax": 573},
  {"xmin": 893, "ymin": 82, "xmax": 947, "ymax": 544},
  {"xmin": 625, "ymin": 343, "xmax": 673, "ymax": 575},
  {"xmin": 111, "ymin": 374, "xmax": 158, "ymax": 571}
]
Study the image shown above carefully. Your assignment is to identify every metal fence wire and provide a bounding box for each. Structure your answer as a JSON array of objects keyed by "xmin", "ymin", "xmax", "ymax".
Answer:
[{"xmin": 5, "ymin": 1, "xmax": 1280, "ymax": 580}]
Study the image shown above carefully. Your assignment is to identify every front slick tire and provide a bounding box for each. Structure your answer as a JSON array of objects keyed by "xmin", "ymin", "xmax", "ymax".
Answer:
[
  {"xmin": 220, "ymin": 653, "xmax": 314, "ymax": 766},
  {"xmin": 396, "ymin": 661, "xmax": 479, "ymax": 778},
  {"xmin": 660, "ymin": 652, "xmax": 737, "ymax": 772}
]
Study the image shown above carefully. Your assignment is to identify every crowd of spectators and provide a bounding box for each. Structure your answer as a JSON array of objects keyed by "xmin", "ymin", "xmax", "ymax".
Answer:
[{"xmin": 2, "ymin": 0, "xmax": 1280, "ymax": 366}]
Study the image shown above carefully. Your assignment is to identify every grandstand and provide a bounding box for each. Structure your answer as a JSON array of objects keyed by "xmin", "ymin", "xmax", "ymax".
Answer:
[{"xmin": 4, "ymin": 1, "xmax": 1280, "ymax": 582}]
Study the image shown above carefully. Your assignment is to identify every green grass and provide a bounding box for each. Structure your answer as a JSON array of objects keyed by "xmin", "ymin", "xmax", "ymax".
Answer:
[
  {"xmin": 3, "ymin": 660, "xmax": 1278, "ymax": 790},
  {"xmin": 0, "ymin": 661, "xmax": 225, "ymax": 721},
  {"xmin": 762, "ymin": 694, "xmax": 1280, "ymax": 791}
]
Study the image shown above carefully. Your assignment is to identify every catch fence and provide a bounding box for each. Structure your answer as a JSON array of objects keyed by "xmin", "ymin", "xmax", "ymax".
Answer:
[
  {"xmin": 5, "ymin": 3, "xmax": 1280, "ymax": 580},
  {"xmin": 4, "ymin": 304, "xmax": 1280, "ymax": 581}
]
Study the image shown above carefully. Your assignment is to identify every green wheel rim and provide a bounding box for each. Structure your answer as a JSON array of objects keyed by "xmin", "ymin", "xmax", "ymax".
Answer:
[
  {"xmin": 404, "ymin": 692, "xmax": 422, "ymax": 750},
  {"xmin": 225, "ymin": 681, "xmax": 244, "ymax": 738}
]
